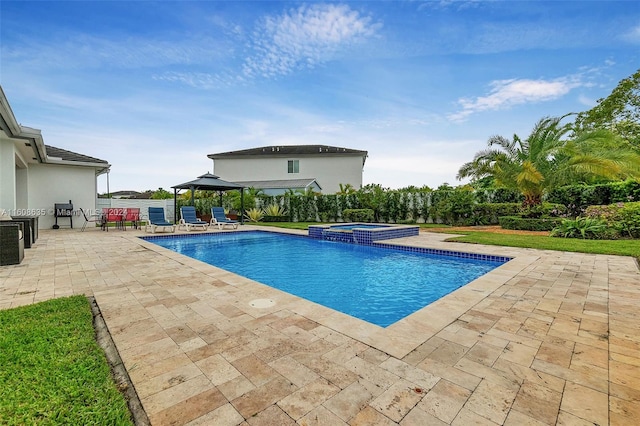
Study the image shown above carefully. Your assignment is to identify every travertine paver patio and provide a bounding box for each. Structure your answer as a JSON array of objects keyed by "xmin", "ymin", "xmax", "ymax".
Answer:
[{"xmin": 1, "ymin": 226, "xmax": 639, "ymax": 425}]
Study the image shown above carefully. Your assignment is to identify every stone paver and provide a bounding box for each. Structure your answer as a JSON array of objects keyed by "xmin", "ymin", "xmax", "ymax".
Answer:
[{"xmin": 1, "ymin": 226, "xmax": 639, "ymax": 425}]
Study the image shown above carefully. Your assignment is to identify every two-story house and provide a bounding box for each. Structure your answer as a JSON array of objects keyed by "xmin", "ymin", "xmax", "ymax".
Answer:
[{"xmin": 207, "ymin": 145, "xmax": 368, "ymax": 195}]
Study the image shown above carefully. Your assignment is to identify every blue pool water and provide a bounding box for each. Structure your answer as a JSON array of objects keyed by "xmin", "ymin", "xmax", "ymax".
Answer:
[{"xmin": 144, "ymin": 231, "xmax": 507, "ymax": 327}]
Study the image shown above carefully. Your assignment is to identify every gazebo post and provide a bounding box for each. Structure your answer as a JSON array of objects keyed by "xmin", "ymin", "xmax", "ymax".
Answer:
[
  {"xmin": 173, "ymin": 188, "xmax": 177, "ymax": 224},
  {"xmin": 240, "ymin": 190, "xmax": 244, "ymax": 225}
]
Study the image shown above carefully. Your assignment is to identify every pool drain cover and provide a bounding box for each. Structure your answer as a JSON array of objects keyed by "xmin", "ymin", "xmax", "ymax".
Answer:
[{"xmin": 249, "ymin": 298, "xmax": 275, "ymax": 308}]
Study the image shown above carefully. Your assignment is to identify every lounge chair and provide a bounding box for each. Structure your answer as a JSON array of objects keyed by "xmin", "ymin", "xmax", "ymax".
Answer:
[
  {"xmin": 210, "ymin": 206, "xmax": 239, "ymax": 230},
  {"xmin": 178, "ymin": 206, "xmax": 209, "ymax": 231},
  {"xmin": 145, "ymin": 207, "xmax": 175, "ymax": 233}
]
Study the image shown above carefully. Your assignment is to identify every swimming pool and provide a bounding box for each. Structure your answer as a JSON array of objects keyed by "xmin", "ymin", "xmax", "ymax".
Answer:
[{"xmin": 144, "ymin": 231, "xmax": 508, "ymax": 327}]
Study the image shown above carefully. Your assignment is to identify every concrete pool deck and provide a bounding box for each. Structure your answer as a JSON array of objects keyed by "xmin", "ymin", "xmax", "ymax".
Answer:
[{"xmin": 0, "ymin": 226, "xmax": 638, "ymax": 425}]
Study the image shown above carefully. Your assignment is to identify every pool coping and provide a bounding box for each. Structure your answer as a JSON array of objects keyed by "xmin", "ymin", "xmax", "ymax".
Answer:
[{"xmin": 137, "ymin": 227, "xmax": 539, "ymax": 359}]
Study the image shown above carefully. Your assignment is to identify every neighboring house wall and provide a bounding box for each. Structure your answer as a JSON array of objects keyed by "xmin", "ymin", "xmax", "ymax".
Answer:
[
  {"xmin": 214, "ymin": 155, "xmax": 364, "ymax": 194},
  {"xmin": 27, "ymin": 164, "xmax": 98, "ymax": 229}
]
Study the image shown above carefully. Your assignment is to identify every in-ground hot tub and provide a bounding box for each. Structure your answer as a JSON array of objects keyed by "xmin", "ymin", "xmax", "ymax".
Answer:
[{"xmin": 308, "ymin": 223, "xmax": 420, "ymax": 244}]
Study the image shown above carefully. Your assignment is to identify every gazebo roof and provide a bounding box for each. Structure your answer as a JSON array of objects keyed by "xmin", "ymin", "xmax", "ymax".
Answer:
[{"xmin": 172, "ymin": 173, "xmax": 244, "ymax": 191}]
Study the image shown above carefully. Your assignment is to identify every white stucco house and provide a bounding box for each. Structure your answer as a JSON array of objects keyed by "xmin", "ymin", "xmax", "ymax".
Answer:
[
  {"xmin": 0, "ymin": 86, "xmax": 110, "ymax": 229},
  {"xmin": 207, "ymin": 145, "xmax": 368, "ymax": 195}
]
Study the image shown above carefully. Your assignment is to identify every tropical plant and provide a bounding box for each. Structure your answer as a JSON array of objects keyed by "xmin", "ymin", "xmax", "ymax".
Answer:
[
  {"xmin": 244, "ymin": 208, "xmax": 264, "ymax": 222},
  {"xmin": 227, "ymin": 187, "xmax": 262, "ymax": 211},
  {"xmin": 263, "ymin": 204, "xmax": 286, "ymax": 216},
  {"xmin": 550, "ymin": 217, "xmax": 608, "ymax": 239},
  {"xmin": 337, "ymin": 183, "xmax": 356, "ymax": 195},
  {"xmin": 457, "ymin": 115, "xmax": 640, "ymax": 207},
  {"xmin": 150, "ymin": 188, "xmax": 173, "ymax": 199}
]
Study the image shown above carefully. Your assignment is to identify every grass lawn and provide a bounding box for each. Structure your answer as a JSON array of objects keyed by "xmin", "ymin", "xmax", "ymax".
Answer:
[
  {"xmin": 442, "ymin": 230, "xmax": 640, "ymax": 260},
  {"xmin": 254, "ymin": 222, "xmax": 640, "ymax": 260},
  {"xmin": 0, "ymin": 296, "xmax": 133, "ymax": 425}
]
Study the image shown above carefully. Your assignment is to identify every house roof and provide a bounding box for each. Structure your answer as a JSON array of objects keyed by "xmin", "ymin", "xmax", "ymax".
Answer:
[
  {"xmin": 45, "ymin": 145, "xmax": 109, "ymax": 165},
  {"xmin": 233, "ymin": 178, "xmax": 322, "ymax": 190},
  {"xmin": 208, "ymin": 145, "xmax": 368, "ymax": 164},
  {"xmin": 109, "ymin": 190, "xmax": 141, "ymax": 198},
  {"xmin": 1, "ymin": 85, "xmax": 110, "ymax": 174}
]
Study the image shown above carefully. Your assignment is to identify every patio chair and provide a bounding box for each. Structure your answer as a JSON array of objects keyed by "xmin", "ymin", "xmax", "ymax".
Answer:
[
  {"xmin": 211, "ymin": 206, "xmax": 239, "ymax": 230},
  {"xmin": 80, "ymin": 207, "xmax": 104, "ymax": 231},
  {"xmin": 145, "ymin": 207, "xmax": 175, "ymax": 233},
  {"xmin": 103, "ymin": 208, "xmax": 125, "ymax": 231},
  {"xmin": 124, "ymin": 208, "xmax": 140, "ymax": 230},
  {"xmin": 178, "ymin": 206, "xmax": 209, "ymax": 231}
]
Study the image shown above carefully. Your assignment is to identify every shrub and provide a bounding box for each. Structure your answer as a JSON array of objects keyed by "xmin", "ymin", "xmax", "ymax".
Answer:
[
  {"xmin": 244, "ymin": 208, "xmax": 264, "ymax": 222},
  {"xmin": 342, "ymin": 209, "xmax": 374, "ymax": 222},
  {"xmin": 499, "ymin": 216, "xmax": 563, "ymax": 231},
  {"xmin": 584, "ymin": 203, "xmax": 623, "ymax": 223},
  {"xmin": 550, "ymin": 217, "xmax": 609, "ymax": 239},
  {"xmin": 472, "ymin": 203, "xmax": 521, "ymax": 225},
  {"xmin": 617, "ymin": 202, "xmax": 640, "ymax": 238},
  {"xmin": 261, "ymin": 203, "xmax": 288, "ymax": 221},
  {"xmin": 586, "ymin": 202, "xmax": 640, "ymax": 238},
  {"xmin": 263, "ymin": 215, "xmax": 289, "ymax": 222},
  {"xmin": 547, "ymin": 179, "xmax": 640, "ymax": 214},
  {"xmin": 430, "ymin": 187, "xmax": 476, "ymax": 225},
  {"xmin": 519, "ymin": 203, "xmax": 567, "ymax": 218}
]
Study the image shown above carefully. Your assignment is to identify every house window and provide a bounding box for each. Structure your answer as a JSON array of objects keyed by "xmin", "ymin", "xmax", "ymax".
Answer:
[{"xmin": 287, "ymin": 160, "xmax": 299, "ymax": 174}]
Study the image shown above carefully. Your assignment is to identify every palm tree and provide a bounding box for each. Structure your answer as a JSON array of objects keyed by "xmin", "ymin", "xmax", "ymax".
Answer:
[
  {"xmin": 457, "ymin": 116, "xmax": 640, "ymax": 207},
  {"xmin": 337, "ymin": 183, "xmax": 356, "ymax": 195}
]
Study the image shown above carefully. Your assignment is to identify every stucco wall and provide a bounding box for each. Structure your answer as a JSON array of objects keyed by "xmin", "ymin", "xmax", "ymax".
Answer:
[
  {"xmin": 213, "ymin": 155, "xmax": 364, "ymax": 194},
  {"xmin": 27, "ymin": 164, "xmax": 97, "ymax": 229},
  {"xmin": 0, "ymin": 136, "xmax": 17, "ymax": 210}
]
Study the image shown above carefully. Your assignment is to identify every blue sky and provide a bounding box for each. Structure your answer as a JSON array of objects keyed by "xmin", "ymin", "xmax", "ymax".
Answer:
[{"xmin": 2, "ymin": 1, "xmax": 639, "ymax": 193}]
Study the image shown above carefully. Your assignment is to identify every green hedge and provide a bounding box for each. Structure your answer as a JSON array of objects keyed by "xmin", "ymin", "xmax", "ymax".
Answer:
[
  {"xmin": 585, "ymin": 201, "xmax": 640, "ymax": 238},
  {"xmin": 547, "ymin": 180, "xmax": 640, "ymax": 216},
  {"xmin": 519, "ymin": 203, "xmax": 568, "ymax": 218},
  {"xmin": 472, "ymin": 203, "xmax": 521, "ymax": 224},
  {"xmin": 499, "ymin": 216, "xmax": 564, "ymax": 231},
  {"xmin": 262, "ymin": 215, "xmax": 289, "ymax": 222},
  {"xmin": 342, "ymin": 209, "xmax": 374, "ymax": 222}
]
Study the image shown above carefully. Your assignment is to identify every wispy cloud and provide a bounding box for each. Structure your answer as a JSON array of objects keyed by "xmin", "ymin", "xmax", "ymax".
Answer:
[
  {"xmin": 242, "ymin": 3, "xmax": 381, "ymax": 78},
  {"xmin": 622, "ymin": 23, "xmax": 640, "ymax": 44},
  {"xmin": 418, "ymin": 0, "xmax": 483, "ymax": 12},
  {"xmin": 152, "ymin": 71, "xmax": 243, "ymax": 90},
  {"xmin": 448, "ymin": 76, "xmax": 583, "ymax": 122},
  {"xmin": 2, "ymin": 33, "xmax": 231, "ymax": 70}
]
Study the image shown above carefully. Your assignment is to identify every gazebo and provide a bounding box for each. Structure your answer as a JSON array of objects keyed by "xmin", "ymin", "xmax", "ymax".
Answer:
[{"xmin": 171, "ymin": 173, "xmax": 245, "ymax": 224}]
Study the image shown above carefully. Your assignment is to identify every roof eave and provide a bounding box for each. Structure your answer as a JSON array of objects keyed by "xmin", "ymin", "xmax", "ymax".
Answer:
[
  {"xmin": 0, "ymin": 88, "xmax": 46, "ymax": 162},
  {"xmin": 208, "ymin": 152, "xmax": 368, "ymax": 160},
  {"xmin": 45, "ymin": 157, "xmax": 111, "ymax": 175}
]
